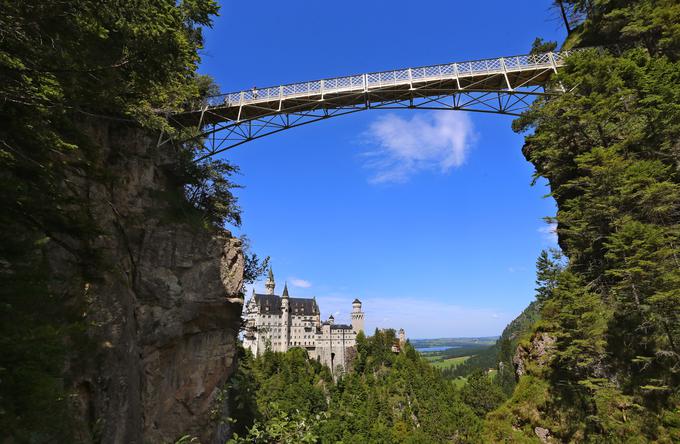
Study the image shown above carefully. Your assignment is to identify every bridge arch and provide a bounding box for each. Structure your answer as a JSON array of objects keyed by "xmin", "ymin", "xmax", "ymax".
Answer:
[{"xmin": 163, "ymin": 50, "xmax": 574, "ymax": 160}]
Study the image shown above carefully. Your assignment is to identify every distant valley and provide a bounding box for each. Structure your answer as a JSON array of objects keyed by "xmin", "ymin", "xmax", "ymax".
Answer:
[{"xmin": 411, "ymin": 337, "xmax": 498, "ymax": 351}]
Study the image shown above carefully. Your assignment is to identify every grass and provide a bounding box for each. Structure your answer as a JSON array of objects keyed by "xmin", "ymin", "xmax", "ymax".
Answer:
[
  {"xmin": 432, "ymin": 355, "xmax": 471, "ymax": 370},
  {"xmin": 451, "ymin": 377, "xmax": 467, "ymax": 389},
  {"xmin": 448, "ymin": 369, "xmax": 496, "ymax": 390}
]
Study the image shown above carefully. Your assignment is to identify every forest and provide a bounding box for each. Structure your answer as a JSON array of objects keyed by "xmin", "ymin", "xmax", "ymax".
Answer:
[
  {"xmin": 487, "ymin": 0, "xmax": 680, "ymax": 441},
  {"xmin": 224, "ymin": 330, "xmax": 500, "ymax": 443}
]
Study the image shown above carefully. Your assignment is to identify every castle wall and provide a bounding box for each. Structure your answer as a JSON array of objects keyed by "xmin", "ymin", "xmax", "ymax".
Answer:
[{"xmin": 243, "ymin": 292, "xmax": 363, "ymax": 374}]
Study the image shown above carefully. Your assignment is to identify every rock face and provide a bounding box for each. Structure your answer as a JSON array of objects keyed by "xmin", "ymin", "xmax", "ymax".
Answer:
[
  {"xmin": 534, "ymin": 426, "xmax": 551, "ymax": 443},
  {"xmin": 48, "ymin": 120, "xmax": 244, "ymax": 443},
  {"xmin": 513, "ymin": 332, "xmax": 556, "ymax": 378}
]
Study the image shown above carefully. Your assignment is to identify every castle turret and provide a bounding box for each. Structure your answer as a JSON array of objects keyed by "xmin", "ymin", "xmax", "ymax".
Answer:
[
  {"xmin": 265, "ymin": 267, "xmax": 275, "ymax": 295},
  {"xmin": 351, "ymin": 298, "xmax": 365, "ymax": 333},
  {"xmin": 313, "ymin": 296, "xmax": 321, "ymax": 327},
  {"xmin": 398, "ymin": 328, "xmax": 406, "ymax": 347}
]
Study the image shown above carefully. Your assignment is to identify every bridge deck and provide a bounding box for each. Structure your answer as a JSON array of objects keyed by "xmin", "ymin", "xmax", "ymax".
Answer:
[{"xmin": 177, "ymin": 51, "xmax": 571, "ymax": 126}]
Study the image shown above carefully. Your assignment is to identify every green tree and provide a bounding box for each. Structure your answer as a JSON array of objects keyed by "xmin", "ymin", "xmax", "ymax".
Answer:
[
  {"xmin": 496, "ymin": 0, "xmax": 680, "ymax": 439},
  {"xmin": 460, "ymin": 370, "xmax": 506, "ymax": 417},
  {"xmin": 535, "ymin": 249, "xmax": 565, "ymax": 304},
  {"xmin": 494, "ymin": 338, "xmax": 516, "ymax": 397},
  {"xmin": 229, "ymin": 334, "xmax": 482, "ymax": 443},
  {"xmin": 0, "ymin": 1, "xmax": 226, "ymax": 440}
]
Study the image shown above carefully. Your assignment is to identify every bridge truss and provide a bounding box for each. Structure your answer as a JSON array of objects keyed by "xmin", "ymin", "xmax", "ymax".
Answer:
[{"xmin": 163, "ymin": 50, "xmax": 574, "ymax": 159}]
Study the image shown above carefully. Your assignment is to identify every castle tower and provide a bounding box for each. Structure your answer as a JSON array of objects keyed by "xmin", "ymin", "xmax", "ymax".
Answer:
[
  {"xmin": 313, "ymin": 296, "xmax": 321, "ymax": 327},
  {"xmin": 281, "ymin": 282, "xmax": 290, "ymax": 351},
  {"xmin": 351, "ymin": 298, "xmax": 365, "ymax": 333},
  {"xmin": 398, "ymin": 328, "xmax": 406, "ymax": 347},
  {"xmin": 265, "ymin": 267, "xmax": 275, "ymax": 295}
]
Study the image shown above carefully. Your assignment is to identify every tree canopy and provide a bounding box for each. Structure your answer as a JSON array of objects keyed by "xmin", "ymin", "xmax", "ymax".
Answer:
[
  {"xmin": 487, "ymin": 0, "xmax": 680, "ymax": 441},
  {"xmin": 0, "ymin": 1, "xmax": 231, "ymax": 441},
  {"xmin": 227, "ymin": 330, "xmax": 484, "ymax": 443}
]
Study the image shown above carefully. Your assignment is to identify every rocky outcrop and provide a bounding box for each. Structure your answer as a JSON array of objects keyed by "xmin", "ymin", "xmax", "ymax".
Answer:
[
  {"xmin": 48, "ymin": 120, "xmax": 244, "ymax": 443},
  {"xmin": 513, "ymin": 332, "xmax": 556, "ymax": 378},
  {"xmin": 534, "ymin": 426, "xmax": 551, "ymax": 443}
]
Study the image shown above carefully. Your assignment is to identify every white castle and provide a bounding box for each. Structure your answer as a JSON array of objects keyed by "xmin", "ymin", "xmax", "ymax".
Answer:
[{"xmin": 243, "ymin": 269, "xmax": 365, "ymax": 373}]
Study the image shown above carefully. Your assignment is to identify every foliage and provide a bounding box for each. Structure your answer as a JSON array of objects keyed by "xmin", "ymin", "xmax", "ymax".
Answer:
[
  {"xmin": 228, "ymin": 330, "xmax": 483, "ymax": 443},
  {"xmin": 567, "ymin": 0, "xmax": 680, "ymax": 58},
  {"xmin": 229, "ymin": 405, "xmax": 327, "ymax": 444},
  {"xmin": 174, "ymin": 435, "xmax": 201, "ymax": 444},
  {"xmin": 489, "ymin": 0, "xmax": 680, "ymax": 440},
  {"xmin": 494, "ymin": 338, "xmax": 517, "ymax": 397},
  {"xmin": 0, "ymin": 0, "xmax": 230, "ymax": 441},
  {"xmin": 239, "ymin": 236, "xmax": 270, "ymax": 294},
  {"xmin": 483, "ymin": 376, "xmax": 552, "ymax": 443},
  {"xmin": 170, "ymin": 154, "xmax": 243, "ymax": 229},
  {"xmin": 460, "ymin": 370, "xmax": 506, "ymax": 416},
  {"xmin": 530, "ymin": 38, "xmax": 558, "ymax": 55},
  {"xmin": 0, "ymin": 244, "xmax": 83, "ymax": 442},
  {"xmin": 535, "ymin": 248, "xmax": 566, "ymax": 304}
]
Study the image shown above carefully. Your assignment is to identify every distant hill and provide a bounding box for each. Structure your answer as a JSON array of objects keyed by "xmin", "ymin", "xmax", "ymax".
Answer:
[
  {"xmin": 443, "ymin": 301, "xmax": 540, "ymax": 379},
  {"xmin": 410, "ymin": 337, "xmax": 498, "ymax": 348}
]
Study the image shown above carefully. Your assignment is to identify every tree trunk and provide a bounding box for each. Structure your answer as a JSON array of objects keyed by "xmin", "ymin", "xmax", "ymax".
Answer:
[{"xmin": 556, "ymin": 1, "xmax": 572, "ymax": 35}]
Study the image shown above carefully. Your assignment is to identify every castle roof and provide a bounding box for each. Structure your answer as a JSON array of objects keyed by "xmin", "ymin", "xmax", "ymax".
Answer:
[
  {"xmin": 254, "ymin": 293, "xmax": 319, "ymax": 315},
  {"xmin": 320, "ymin": 321, "xmax": 353, "ymax": 330},
  {"xmin": 331, "ymin": 324, "xmax": 353, "ymax": 330},
  {"xmin": 352, "ymin": 298, "xmax": 361, "ymax": 304}
]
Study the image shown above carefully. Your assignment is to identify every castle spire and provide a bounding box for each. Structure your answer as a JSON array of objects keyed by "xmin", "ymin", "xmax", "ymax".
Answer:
[
  {"xmin": 282, "ymin": 282, "xmax": 289, "ymax": 298},
  {"xmin": 265, "ymin": 267, "xmax": 275, "ymax": 295}
]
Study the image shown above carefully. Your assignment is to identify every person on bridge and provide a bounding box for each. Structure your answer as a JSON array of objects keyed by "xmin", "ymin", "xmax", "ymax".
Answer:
[{"xmin": 252, "ymin": 86, "xmax": 258, "ymax": 99}]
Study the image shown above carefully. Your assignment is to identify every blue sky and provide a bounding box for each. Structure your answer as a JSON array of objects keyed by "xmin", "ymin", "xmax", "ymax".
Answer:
[{"xmin": 200, "ymin": 1, "xmax": 566, "ymax": 338}]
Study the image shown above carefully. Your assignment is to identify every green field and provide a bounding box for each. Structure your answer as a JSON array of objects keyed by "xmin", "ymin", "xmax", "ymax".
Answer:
[
  {"xmin": 431, "ymin": 355, "xmax": 470, "ymax": 369},
  {"xmin": 448, "ymin": 369, "xmax": 496, "ymax": 389},
  {"xmin": 451, "ymin": 377, "xmax": 467, "ymax": 389}
]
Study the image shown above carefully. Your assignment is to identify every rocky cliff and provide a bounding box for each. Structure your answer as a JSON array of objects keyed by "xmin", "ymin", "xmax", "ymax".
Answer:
[{"xmin": 48, "ymin": 120, "xmax": 244, "ymax": 443}]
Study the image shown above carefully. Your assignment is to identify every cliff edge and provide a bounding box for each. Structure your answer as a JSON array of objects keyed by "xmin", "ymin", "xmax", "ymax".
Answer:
[{"xmin": 47, "ymin": 120, "xmax": 244, "ymax": 443}]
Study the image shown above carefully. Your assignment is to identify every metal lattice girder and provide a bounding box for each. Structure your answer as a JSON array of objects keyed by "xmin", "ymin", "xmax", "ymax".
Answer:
[{"xmin": 163, "ymin": 50, "xmax": 576, "ymax": 158}]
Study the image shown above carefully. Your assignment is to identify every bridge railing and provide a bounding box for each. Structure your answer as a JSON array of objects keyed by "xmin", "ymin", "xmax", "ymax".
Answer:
[{"xmin": 202, "ymin": 50, "xmax": 575, "ymax": 109}]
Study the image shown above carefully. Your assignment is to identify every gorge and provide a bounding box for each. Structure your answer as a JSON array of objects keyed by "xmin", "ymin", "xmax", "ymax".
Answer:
[{"xmin": 2, "ymin": 0, "xmax": 679, "ymax": 443}]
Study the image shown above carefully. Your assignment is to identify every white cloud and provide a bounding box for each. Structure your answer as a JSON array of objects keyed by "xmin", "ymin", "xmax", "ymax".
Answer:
[
  {"xmin": 538, "ymin": 222, "xmax": 558, "ymax": 244},
  {"xmin": 289, "ymin": 278, "xmax": 312, "ymax": 288},
  {"xmin": 362, "ymin": 111, "xmax": 476, "ymax": 183}
]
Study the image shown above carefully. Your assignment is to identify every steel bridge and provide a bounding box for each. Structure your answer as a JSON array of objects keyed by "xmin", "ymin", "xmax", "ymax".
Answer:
[{"xmin": 164, "ymin": 50, "xmax": 575, "ymax": 159}]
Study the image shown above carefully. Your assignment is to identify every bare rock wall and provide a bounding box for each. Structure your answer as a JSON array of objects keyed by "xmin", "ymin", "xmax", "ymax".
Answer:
[{"xmin": 48, "ymin": 120, "xmax": 243, "ymax": 443}]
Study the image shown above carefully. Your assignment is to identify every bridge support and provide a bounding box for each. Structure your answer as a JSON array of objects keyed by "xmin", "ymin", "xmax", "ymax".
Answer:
[
  {"xmin": 160, "ymin": 50, "xmax": 576, "ymax": 159},
  {"xmin": 180, "ymin": 87, "xmax": 549, "ymax": 162}
]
